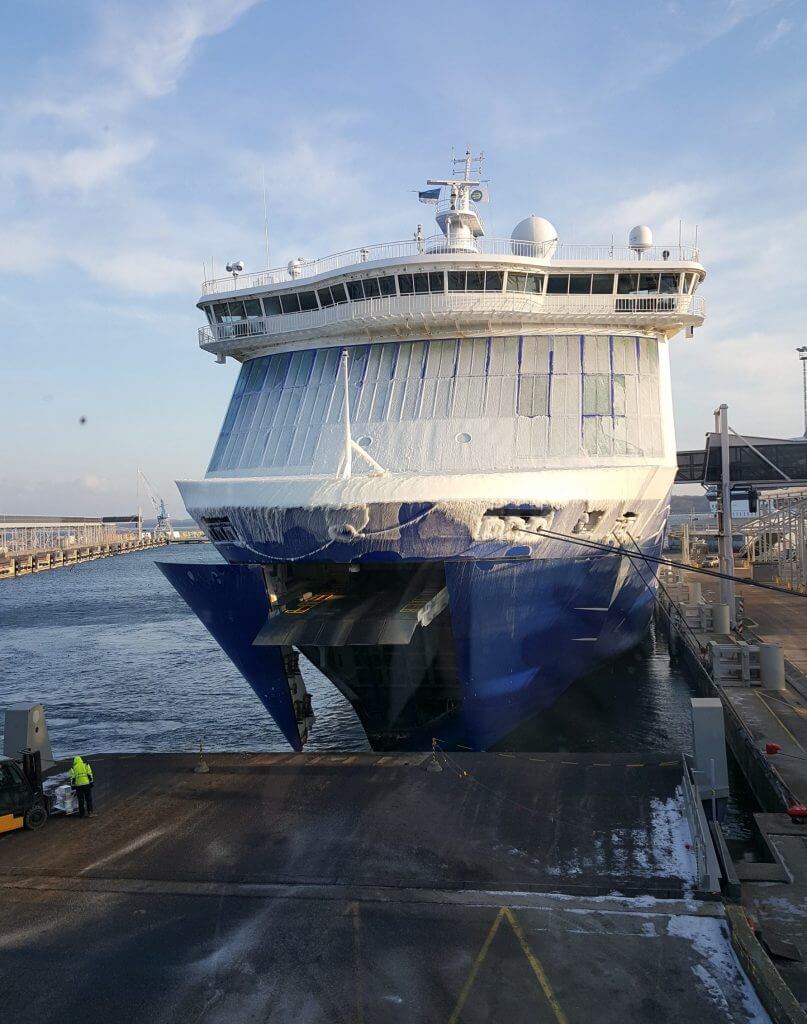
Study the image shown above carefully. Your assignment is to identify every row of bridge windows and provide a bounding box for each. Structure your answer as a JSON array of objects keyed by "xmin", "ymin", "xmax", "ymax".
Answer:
[{"xmin": 204, "ymin": 271, "xmax": 699, "ymax": 324}]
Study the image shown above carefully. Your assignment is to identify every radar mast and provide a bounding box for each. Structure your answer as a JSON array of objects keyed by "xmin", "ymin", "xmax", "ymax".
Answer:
[{"xmin": 425, "ymin": 148, "xmax": 487, "ymax": 251}]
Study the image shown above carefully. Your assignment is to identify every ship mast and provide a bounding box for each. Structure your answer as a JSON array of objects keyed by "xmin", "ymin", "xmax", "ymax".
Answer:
[{"xmin": 426, "ymin": 148, "xmax": 486, "ymax": 252}]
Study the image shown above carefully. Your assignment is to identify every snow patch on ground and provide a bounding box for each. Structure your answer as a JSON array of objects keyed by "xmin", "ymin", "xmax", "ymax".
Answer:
[{"xmin": 667, "ymin": 916, "xmax": 770, "ymax": 1022}]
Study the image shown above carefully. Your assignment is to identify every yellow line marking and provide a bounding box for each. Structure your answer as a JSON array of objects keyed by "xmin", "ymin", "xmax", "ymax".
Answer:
[
  {"xmin": 448, "ymin": 906, "xmax": 568, "ymax": 1024},
  {"xmin": 592, "ymin": 763, "xmax": 611, "ymax": 767},
  {"xmin": 659, "ymin": 760, "xmax": 678, "ymax": 766},
  {"xmin": 345, "ymin": 901, "xmax": 363, "ymax": 1024},
  {"xmin": 529, "ymin": 757, "xmax": 547, "ymax": 763},
  {"xmin": 626, "ymin": 763, "xmax": 645, "ymax": 768},
  {"xmin": 754, "ymin": 692, "xmax": 806, "ymax": 753}
]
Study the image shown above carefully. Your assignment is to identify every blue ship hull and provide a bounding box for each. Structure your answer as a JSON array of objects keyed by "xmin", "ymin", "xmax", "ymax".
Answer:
[{"xmin": 159, "ymin": 531, "xmax": 661, "ymax": 751}]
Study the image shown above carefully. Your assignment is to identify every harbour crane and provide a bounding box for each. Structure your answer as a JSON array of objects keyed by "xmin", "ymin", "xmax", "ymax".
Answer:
[{"xmin": 137, "ymin": 470, "xmax": 172, "ymax": 540}]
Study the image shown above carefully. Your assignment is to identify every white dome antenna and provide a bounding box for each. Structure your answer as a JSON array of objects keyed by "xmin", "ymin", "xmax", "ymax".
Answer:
[
  {"xmin": 629, "ymin": 225, "xmax": 653, "ymax": 258},
  {"xmin": 511, "ymin": 216, "xmax": 558, "ymax": 258}
]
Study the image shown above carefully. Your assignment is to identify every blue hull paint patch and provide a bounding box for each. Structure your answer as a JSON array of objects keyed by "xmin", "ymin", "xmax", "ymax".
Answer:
[{"xmin": 157, "ymin": 561, "xmax": 302, "ymax": 751}]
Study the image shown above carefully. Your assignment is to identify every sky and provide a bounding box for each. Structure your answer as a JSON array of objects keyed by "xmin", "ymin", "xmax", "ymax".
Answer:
[{"xmin": 2, "ymin": 0, "xmax": 806, "ymax": 516}]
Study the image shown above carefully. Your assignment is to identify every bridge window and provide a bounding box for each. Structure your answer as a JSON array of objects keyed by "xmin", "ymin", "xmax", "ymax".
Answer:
[
  {"xmin": 659, "ymin": 273, "xmax": 680, "ymax": 294},
  {"xmin": 505, "ymin": 272, "xmax": 544, "ymax": 293},
  {"xmin": 244, "ymin": 298, "xmax": 263, "ymax": 317},
  {"xmin": 398, "ymin": 273, "xmax": 414, "ymax": 294},
  {"xmin": 592, "ymin": 274, "xmax": 613, "ymax": 294},
  {"xmin": 547, "ymin": 274, "xmax": 568, "ymax": 294},
  {"xmin": 317, "ymin": 283, "xmax": 349, "ymax": 307},
  {"xmin": 617, "ymin": 273, "xmax": 639, "ymax": 294},
  {"xmin": 485, "ymin": 271, "xmax": 503, "ymax": 290},
  {"xmin": 262, "ymin": 295, "xmax": 282, "ymax": 316},
  {"xmin": 569, "ymin": 275, "xmax": 591, "ymax": 295},
  {"xmin": 280, "ymin": 293, "xmax": 300, "ymax": 314},
  {"xmin": 638, "ymin": 273, "xmax": 659, "ymax": 294},
  {"xmin": 378, "ymin": 275, "xmax": 397, "ymax": 296}
]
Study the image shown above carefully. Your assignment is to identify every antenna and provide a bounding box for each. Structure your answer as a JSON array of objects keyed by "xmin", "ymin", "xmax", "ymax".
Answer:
[{"xmin": 261, "ymin": 165, "xmax": 270, "ymax": 269}]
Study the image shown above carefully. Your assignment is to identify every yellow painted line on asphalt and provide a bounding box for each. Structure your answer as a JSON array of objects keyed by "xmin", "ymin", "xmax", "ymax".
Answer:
[
  {"xmin": 754, "ymin": 692, "xmax": 806, "ymax": 752},
  {"xmin": 448, "ymin": 906, "xmax": 568, "ymax": 1024}
]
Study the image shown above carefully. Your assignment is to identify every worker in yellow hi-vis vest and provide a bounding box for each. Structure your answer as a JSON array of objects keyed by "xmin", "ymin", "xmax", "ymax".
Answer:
[{"xmin": 69, "ymin": 756, "xmax": 95, "ymax": 818}]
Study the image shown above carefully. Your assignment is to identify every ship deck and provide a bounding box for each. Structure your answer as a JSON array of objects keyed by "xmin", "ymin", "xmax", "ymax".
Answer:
[{"xmin": 0, "ymin": 752, "xmax": 767, "ymax": 1023}]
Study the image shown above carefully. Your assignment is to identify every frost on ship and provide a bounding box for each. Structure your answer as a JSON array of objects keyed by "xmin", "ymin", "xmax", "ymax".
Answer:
[{"xmin": 159, "ymin": 150, "xmax": 706, "ymax": 751}]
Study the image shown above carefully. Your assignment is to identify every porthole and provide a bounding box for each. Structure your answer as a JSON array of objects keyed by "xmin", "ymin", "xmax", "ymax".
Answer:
[
  {"xmin": 357, "ymin": 436, "xmax": 372, "ymax": 448},
  {"xmin": 455, "ymin": 432, "xmax": 472, "ymax": 444}
]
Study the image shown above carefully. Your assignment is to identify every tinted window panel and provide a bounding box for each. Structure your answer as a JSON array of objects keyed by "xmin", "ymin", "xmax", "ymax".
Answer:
[
  {"xmin": 617, "ymin": 274, "xmax": 639, "ymax": 294},
  {"xmin": 243, "ymin": 299, "xmax": 262, "ymax": 317},
  {"xmin": 569, "ymin": 275, "xmax": 591, "ymax": 295},
  {"xmin": 547, "ymin": 275, "xmax": 569, "ymax": 294},
  {"xmin": 204, "ymin": 306, "xmax": 214, "ymax": 324},
  {"xmin": 413, "ymin": 273, "xmax": 429, "ymax": 294},
  {"xmin": 226, "ymin": 301, "xmax": 246, "ymax": 320},
  {"xmin": 485, "ymin": 271, "xmax": 503, "ymax": 291},
  {"xmin": 212, "ymin": 303, "xmax": 226, "ymax": 323},
  {"xmin": 506, "ymin": 272, "xmax": 526, "ymax": 293},
  {"xmin": 363, "ymin": 277, "xmax": 381, "ymax": 298},
  {"xmin": 262, "ymin": 296, "xmax": 282, "ymax": 316},
  {"xmin": 280, "ymin": 293, "xmax": 300, "ymax": 314},
  {"xmin": 330, "ymin": 283, "xmax": 348, "ymax": 304},
  {"xmin": 592, "ymin": 274, "xmax": 613, "ymax": 294},
  {"xmin": 525, "ymin": 274, "xmax": 544, "ymax": 294},
  {"xmin": 638, "ymin": 274, "xmax": 659, "ymax": 294},
  {"xmin": 298, "ymin": 291, "xmax": 318, "ymax": 311},
  {"xmin": 466, "ymin": 271, "xmax": 484, "ymax": 291},
  {"xmin": 378, "ymin": 276, "xmax": 396, "ymax": 296},
  {"xmin": 659, "ymin": 274, "xmax": 680, "ymax": 295},
  {"xmin": 347, "ymin": 281, "xmax": 364, "ymax": 301},
  {"xmin": 317, "ymin": 287, "xmax": 334, "ymax": 307},
  {"xmin": 448, "ymin": 271, "xmax": 466, "ymax": 291},
  {"xmin": 398, "ymin": 273, "xmax": 414, "ymax": 295},
  {"xmin": 428, "ymin": 272, "xmax": 444, "ymax": 292}
]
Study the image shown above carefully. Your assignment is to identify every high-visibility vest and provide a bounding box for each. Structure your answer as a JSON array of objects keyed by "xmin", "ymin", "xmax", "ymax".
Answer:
[{"xmin": 70, "ymin": 758, "xmax": 93, "ymax": 787}]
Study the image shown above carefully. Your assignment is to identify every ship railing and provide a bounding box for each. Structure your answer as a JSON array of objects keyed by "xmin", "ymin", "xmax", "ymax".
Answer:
[
  {"xmin": 200, "ymin": 239, "xmax": 702, "ymax": 295},
  {"xmin": 198, "ymin": 292, "xmax": 706, "ymax": 347}
]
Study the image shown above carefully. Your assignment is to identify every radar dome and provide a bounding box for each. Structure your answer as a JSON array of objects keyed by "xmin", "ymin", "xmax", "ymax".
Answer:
[
  {"xmin": 511, "ymin": 215, "xmax": 558, "ymax": 246},
  {"xmin": 629, "ymin": 225, "xmax": 653, "ymax": 252}
]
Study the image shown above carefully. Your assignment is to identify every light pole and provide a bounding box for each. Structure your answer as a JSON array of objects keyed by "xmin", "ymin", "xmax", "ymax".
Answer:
[{"xmin": 798, "ymin": 346, "xmax": 807, "ymax": 438}]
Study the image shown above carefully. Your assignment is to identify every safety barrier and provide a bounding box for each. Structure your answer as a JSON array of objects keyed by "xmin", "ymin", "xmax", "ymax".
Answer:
[
  {"xmin": 680, "ymin": 754, "xmax": 722, "ymax": 894},
  {"xmin": 707, "ymin": 641, "xmax": 786, "ymax": 690}
]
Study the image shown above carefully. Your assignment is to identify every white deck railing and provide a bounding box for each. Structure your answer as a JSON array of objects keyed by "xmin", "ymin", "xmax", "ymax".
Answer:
[
  {"xmin": 201, "ymin": 238, "xmax": 702, "ymax": 295},
  {"xmin": 198, "ymin": 291, "xmax": 706, "ymax": 348}
]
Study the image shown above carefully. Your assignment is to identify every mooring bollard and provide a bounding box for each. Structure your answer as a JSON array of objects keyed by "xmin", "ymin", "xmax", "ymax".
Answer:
[{"xmin": 759, "ymin": 643, "xmax": 786, "ymax": 691}]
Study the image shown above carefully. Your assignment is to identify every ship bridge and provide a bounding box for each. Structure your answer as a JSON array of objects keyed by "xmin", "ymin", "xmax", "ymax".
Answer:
[{"xmin": 197, "ymin": 153, "xmax": 704, "ymax": 362}]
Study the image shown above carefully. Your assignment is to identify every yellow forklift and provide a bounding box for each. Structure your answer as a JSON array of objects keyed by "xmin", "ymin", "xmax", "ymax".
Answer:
[{"xmin": 0, "ymin": 749, "xmax": 48, "ymax": 833}]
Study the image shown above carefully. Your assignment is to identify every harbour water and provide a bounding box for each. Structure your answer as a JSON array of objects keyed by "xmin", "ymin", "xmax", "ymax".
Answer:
[{"xmin": 0, "ymin": 543, "xmax": 756, "ymax": 838}]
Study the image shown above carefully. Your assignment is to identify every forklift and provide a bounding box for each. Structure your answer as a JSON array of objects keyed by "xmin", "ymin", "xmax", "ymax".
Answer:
[{"xmin": 0, "ymin": 748, "xmax": 48, "ymax": 833}]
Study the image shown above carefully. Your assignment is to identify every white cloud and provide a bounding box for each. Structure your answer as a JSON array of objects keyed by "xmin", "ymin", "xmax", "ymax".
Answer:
[
  {"xmin": 758, "ymin": 16, "xmax": 792, "ymax": 48},
  {"xmin": 0, "ymin": 138, "xmax": 154, "ymax": 194}
]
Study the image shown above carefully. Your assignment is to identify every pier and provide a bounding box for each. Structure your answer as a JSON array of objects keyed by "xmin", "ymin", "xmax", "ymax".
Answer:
[
  {"xmin": 0, "ymin": 752, "xmax": 769, "ymax": 1023},
  {"xmin": 0, "ymin": 515, "xmax": 206, "ymax": 579}
]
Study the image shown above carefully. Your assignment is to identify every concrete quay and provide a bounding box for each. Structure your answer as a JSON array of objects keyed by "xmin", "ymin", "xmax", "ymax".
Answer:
[
  {"xmin": 0, "ymin": 534, "xmax": 206, "ymax": 580},
  {"xmin": 661, "ymin": 567, "xmax": 807, "ymax": 1020},
  {"xmin": 0, "ymin": 752, "xmax": 771, "ymax": 1024}
]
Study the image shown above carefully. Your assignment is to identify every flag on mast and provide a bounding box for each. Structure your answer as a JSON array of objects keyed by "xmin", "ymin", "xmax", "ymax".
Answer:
[{"xmin": 418, "ymin": 188, "xmax": 441, "ymax": 204}]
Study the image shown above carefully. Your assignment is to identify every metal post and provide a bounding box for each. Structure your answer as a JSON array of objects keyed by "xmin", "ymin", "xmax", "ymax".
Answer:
[
  {"xmin": 715, "ymin": 404, "xmax": 736, "ymax": 626},
  {"xmin": 798, "ymin": 347, "xmax": 807, "ymax": 438},
  {"xmin": 340, "ymin": 348, "xmax": 353, "ymax": 480}
]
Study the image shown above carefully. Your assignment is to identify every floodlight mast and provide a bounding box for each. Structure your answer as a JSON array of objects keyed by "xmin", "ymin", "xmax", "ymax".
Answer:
[{"xmin": 798, "ymin": 346, "xmax": 807, "ymax": 438}]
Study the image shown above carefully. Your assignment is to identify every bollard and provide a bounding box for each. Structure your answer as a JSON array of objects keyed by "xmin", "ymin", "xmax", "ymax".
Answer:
[
  {"xmin": 759, "ymin": 643, "xmax": 786, "ymax": 691},
  {"xmin": 711, "ymin": 604, "xmax": 731, "ymax": 634}
]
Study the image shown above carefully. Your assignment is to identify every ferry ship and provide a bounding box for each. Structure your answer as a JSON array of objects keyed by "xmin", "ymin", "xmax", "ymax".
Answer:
[{"xmin": 160, "ymin": 152, "xmax": 705, "ymax": 751}]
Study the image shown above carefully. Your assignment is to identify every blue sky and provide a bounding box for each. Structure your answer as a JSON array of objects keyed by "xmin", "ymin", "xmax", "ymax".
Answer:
[{"xmin": 2, "ymin": 0, "xmax": 805, "ymax": 515}]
